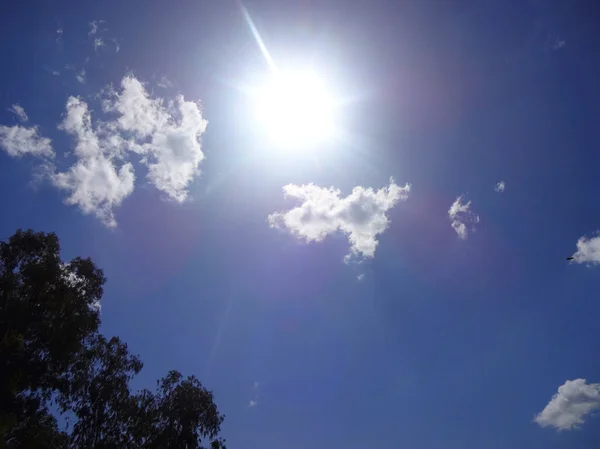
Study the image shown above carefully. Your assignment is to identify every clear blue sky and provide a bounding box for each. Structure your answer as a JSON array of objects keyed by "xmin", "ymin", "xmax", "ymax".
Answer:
[{"xmin": 2, "ymin": 0, "xmax": 600, "ymax": 448}]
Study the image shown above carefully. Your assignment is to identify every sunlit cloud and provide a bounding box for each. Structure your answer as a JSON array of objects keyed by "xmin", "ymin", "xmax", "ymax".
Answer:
[
  {"xmin": 0, "ymin": 124, "xmax": 53, "ymax": 158},
  {"xmin": 50, "ymin": 96, "xmax": 134, "ymax": 228},
  {"xmin": 448, "ymin": 195, "xmax": 479, "ymax": 239},
  {"xmin": 535, "ymin": 379, "xmax": 600, "ymax": 430},
  {"xmin": 0, "ymin": 74, "xmax": 208, "ymax": 227},
  {"xmin": 269, "ymin": 178, "xmax": 410, "ymax": 261},
  {"xmin": 569, "ymin": 234, "xmax": 600, "ymax": 265}
]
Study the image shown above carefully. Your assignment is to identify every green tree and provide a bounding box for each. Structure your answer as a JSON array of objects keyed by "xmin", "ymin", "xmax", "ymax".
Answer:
[
  {"xmin": 0, "ymin": 229, "xmax": 226, "ymax": 449},
  {"xmin": 57, "ymin": 335, "xmax": 143, "ymax": 448},
  {"xmin": 0, "ymin": 229, "xmax": 104, "ymax": 442},
  {"xmin": 3, "ymin": 397, "xmax": 68, "ymax": 449},
  {"xmin": 131, "ymin": 371, "xmax": 226, "ymax": 449}
]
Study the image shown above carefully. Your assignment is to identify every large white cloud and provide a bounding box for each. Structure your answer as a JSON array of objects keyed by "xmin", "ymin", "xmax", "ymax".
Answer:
[
  {"xmin": 448, "ymin": 195, "xmax": 479, "ymax": 239},
  {"xmin": 570, "ymin": 234, "xmax": 600, "ymax": 265},
  {"xmin": 104, "ymin": 76, "xmax": 208, "ymax": 202},
  {"xmin": 52, "ymin": 97, "xmax": 134, "ymax": 228},
  {"xmin": 268, "ymin": 178, "xmax": 410, "ymax": 260},
  {"xmin": 534, "ymin": 379, "xmax": 600, "ymax": 430},
  {"xmin": 0, "ymin": 125, "xmax": 54, "ymax": 158},
  {"xmin": 1, "ymin": 75, "xmax": 208, "ymax": 227}
]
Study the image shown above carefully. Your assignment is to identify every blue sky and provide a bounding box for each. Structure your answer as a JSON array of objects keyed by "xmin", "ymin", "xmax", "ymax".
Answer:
[{"xmin": 2, "ymin": 0, "xmax": 600, "ymax": 448}]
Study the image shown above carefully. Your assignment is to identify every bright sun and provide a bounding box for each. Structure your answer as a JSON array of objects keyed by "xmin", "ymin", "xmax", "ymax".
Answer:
[{"xmin": 253, "ymin": 69, "xmax": 337, "ymax": 150}]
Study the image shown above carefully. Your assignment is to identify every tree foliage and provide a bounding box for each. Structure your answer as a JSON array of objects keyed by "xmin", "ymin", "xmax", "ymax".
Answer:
[
  {"xmin": 0, "ymin": 229, "xmax": 226, "ymax": 449},
  {"xmin": 131, "ymin": 371, "xmax": 226, "ymax": 449}
]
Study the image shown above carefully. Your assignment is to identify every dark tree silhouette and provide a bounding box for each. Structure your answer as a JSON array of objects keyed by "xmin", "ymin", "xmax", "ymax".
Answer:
[
  {"xmin": 131, "ymin": 371, "xmax": 226, "ymax": 449},
  {"xmin": 57, "ymin": 335, "xmax": 143, "ymax": 448},
  {"xmin": 0, "ymin": 230, "xmax": 226, "ymax": 449},
  {"xmin": 0, "ymin": 229, "xmax": 103, "ymax": 446}
]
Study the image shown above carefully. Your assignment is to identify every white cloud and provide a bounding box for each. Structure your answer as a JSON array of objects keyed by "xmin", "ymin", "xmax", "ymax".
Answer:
[
  {"xmin": 157, "ymin": 76, "xmax": 174, "ymax": 89},
  {"xmin": 88, "ymin": 20, "xmax": 102, "ymax": 36},
  {"xmin": 1, "ymin": 74, "xmax": 208, "ymax": 227},
  {"xmin": 553, "ymin": 39, "xmax": 566, "ymax": 50},
  {"xmin": 76, "ymin": 69, "xmax": 86, "ymax": 84},
  {"xmin": 494, "ymin": 181, "xmax": 505, "ymax": 192},
  {"xmin": 51, "ymin": 96, "xmax": 134, "ymax": 228},
  {"xmin": 268, "ymin": 178, "xmax": 410, "ymax": 260},
  {"xmin": 534, "ymin": 379, "xmax": 600, "ymax": 430},
  {"xmin": 248, "ymin": 381, "xmax": 259, "ymax": 407},
  {"xmin": 93, "ymin": 37, "xmax": 105, "ymax": 51},
  {"xmin": 448, "ymin": 195, "xmax": 479, "ymax": 239},
  {"xmin": 87, "ymin": 20, "xmax": 118, "ymax": 53},
  {"xmin": 104, "ymin": 75, "xmax": 208, "ymax": 202},
  {"xmin": 570, "ymin": 234, "xmax": 600, "ymax": 264},
  {"xmin": 106, "ymin": 76, "xmax": 169, "ymax": 137},
  {"xmin": 357, "ymin": 273, "xmax": 365, "ymax": 281},
  {"xmin": 52, "ymin": 157, "xmax": 134, "ymax": 228},
  {"xmin": 8, "ymin": 104, "xmax": 28, "ymax": 122},
  {"xmin": 0, "ymin": 125, "xmax": 53, "ymax": 158}
]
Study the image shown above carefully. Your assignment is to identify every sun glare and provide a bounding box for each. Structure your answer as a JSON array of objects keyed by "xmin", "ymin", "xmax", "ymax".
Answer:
[{"xmin": 253, "ymin": 70, "xmax": 337, "ymax": 150}]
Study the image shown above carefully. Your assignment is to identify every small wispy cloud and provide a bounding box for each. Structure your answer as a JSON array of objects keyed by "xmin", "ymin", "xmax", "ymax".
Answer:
[
  {"xmin": 448, "ymin": 195, "xmax": 480, "ymax": 239},
  {"xmin": 8, "ymin": 104, "xmax": 28, "ymax": 123},
  {"xmin": 494, "ymin": 181, "xmax": 505, "ymax": 192},
  {"xmin": 86, "ymin": 20, "xmax": 119, "ymax": 54},
  {"xmin": 248, "ymin": 381, "xmax": 259, "ymax": 408},
  {"xmin": 534, "ymin": 379, "xmax": 600, "ymax": 430},
  {"xmin": 553, "ymin": 39, "xmax": 566, "ymax": 50},
  {"xmin": 88, "ymin": 20, "xmax": 103, "ymax": 36},
  {"xmin": 357, "ymin": 273, "xmax": 365, "ymax": 281},
  {"xmin": 93, "ymin": 37, "xmax": 105, "ymax": 51},
  {"xmin": 157, "ymin": 76, "xmax": 174, "ymax": 89},
  {"xmin": 76, "ymin": 69, "xmax": 86, "ymax": 84},
  {"xmin": 43, "ymin": 65, "xmax": 61, "ymax": 77}
]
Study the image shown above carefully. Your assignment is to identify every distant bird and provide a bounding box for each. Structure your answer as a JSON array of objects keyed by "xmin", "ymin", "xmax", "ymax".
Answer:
[{"xmin": 566, "ymin": 256, "xmax": 574, "ymax": 261}]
